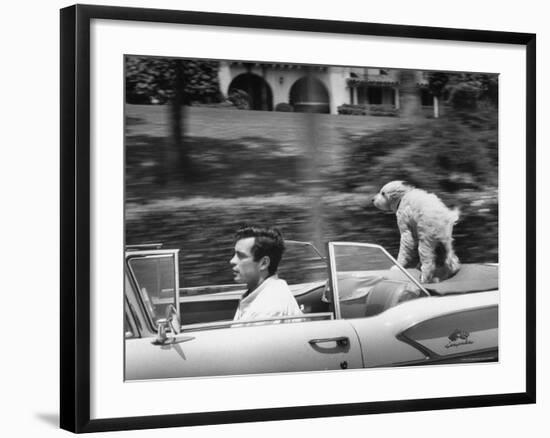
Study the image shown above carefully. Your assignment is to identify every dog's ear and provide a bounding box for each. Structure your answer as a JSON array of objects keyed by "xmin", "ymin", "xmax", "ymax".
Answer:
[
  {"xmin": 387, "ymin": 192, "xmax": 402, "ymax": 211},
  {"xmin": 400, "ymin": 180, "xmax": 414, "ymax": 189},
  {"xmin": 386, "ymin": 181, "xmax": 411, "ymax": 211}
]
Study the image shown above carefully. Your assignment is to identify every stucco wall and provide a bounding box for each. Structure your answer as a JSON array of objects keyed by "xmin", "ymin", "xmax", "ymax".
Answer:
[{"xmin": 221, "ymin": 63, "xmax": 346, "ymax": 113}]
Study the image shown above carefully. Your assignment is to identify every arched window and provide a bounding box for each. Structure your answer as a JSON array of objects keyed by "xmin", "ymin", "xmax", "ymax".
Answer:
[
  {"xmin": 289, "ymin": 76, "xmax": 330, "ymax": 113},
  {"xmin": 228, "ymin": 73, "xmax": 273, "ymax": 110}
]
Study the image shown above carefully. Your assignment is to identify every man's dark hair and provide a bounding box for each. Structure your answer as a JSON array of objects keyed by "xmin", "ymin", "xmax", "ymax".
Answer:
[{"xmin": 234, "ymin": 226, "xmax": 285, "ymax": 276}]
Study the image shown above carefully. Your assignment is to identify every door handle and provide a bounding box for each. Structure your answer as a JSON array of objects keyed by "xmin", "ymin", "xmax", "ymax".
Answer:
[{"xmin": 308, "ymin": 336, "xmax": 349, "ymax": 347}]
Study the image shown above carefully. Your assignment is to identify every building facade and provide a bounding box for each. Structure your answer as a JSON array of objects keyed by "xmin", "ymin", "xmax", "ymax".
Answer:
[{"xmin": 218, "ymin": 62, "xmax": 434, "ymax": 116}]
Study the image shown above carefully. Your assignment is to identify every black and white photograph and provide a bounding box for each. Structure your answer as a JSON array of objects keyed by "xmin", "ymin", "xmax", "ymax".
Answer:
[
  {"xmin": 53, "ymin": 2, "xmax": 538, "ymax": 434},
  {"xmin": 124, "ymin": 56, "xmax": 500, "ymax": 380},
  {"xmin": 3, "ymin": 0, "xmax": 548, "ymax": 434}
]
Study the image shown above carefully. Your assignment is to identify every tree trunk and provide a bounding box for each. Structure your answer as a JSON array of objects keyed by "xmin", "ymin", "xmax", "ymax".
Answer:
[
  {"xmin": 398, "ymin": 70, "xmax": 422, "ymax": 119},
  {"xmin": 167, "ymin": 59, "xmax": 193, "ymax": 180}
]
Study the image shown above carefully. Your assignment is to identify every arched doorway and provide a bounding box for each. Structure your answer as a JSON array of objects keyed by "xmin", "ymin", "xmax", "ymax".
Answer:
[
  {"xmin": 228, "ymin": 73, "xmax": 273, "ymax": 111},
  {"xmin": 289, "ymin": 76, "xmax": 330, "ymax": 113}
]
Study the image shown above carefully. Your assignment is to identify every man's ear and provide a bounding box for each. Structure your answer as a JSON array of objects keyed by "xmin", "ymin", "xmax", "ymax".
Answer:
[{"xmin": 259, "ymin": 255, "xmax": 271, "ymax": 272}]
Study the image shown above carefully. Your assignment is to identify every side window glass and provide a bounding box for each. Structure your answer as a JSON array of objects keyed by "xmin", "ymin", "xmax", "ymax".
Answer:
[{"xmin": 128, "ymin": 255, "xmax": 177, "ymax": 326}]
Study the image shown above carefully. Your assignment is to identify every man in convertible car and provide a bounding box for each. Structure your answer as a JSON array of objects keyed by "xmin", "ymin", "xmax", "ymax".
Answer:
[{"xmin": 230, "ymin": 226, "xmax": 303, "ymax": 321}]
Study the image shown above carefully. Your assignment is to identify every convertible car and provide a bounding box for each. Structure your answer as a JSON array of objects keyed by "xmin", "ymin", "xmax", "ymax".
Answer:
[{"xmin": 124, "ymin": 241, "xmax": 498, "ymax": 380}]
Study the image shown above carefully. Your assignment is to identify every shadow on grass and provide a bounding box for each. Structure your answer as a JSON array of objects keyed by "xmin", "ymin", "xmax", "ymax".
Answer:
[{"xmin": 125, "ymin": 134, "xmax": 306, "ymax": 201}]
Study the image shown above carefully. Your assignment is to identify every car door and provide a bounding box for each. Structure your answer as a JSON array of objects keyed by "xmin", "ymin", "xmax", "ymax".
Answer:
[
  {"xmin": 327, "ymin": 242, "xmax": 498, "ymax": 367},
  {"xmin": 125, "ymin": 317, "xmax": 363, "ymax": 380}
]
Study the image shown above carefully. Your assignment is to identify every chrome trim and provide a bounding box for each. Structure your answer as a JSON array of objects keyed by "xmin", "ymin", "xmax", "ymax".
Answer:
[
  {"xmin": 124, "ymin": 269, "xmax": 155, "ymax": 337},
  {"xmin": 327, "ymin": 243, "xmax": 343, "ymax": 319},
  {"xmin": 124, "ymin": 296, "xmax": 141, "ymax": 338},
  {"xmin": 179, "ymin": 312, "xmax": 334, "ymax": 332},
  {"xmin": 127, "ymin": 253, "xmax": 179, "ymax": 260},
  {"xmin": 390, "ymin": 347, "xmax": 499, "ymax": 367},
  {"xmin": 126, "ymin": 249, "xmax": 179, "ymax": 257},
  {"xmin": 126, "ymin": 243, "xmax": 164, "ymax": 250},
  {"xmin": 308, "ymin": 336, "xmax": 349, "ymax": 347},
  {"xmin": 173, "ymin": 251, "xmax": 180, "ymax": 322},
  {"xmin": 126, "ymin": 263, "xmax": 157, "ymax": 333}
]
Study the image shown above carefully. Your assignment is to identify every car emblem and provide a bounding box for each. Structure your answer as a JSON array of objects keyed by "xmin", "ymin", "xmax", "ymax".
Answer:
[{"xmin": 445, "ymin": 329, "xmax": 473, "ymax": 348}]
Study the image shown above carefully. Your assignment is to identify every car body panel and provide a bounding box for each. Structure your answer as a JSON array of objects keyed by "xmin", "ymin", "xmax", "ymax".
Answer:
[
  {"xmin": 125, "ymin": 318, "xmax": 363, "ymax": 379},
  {"xmin": 346, "ymin": 290, "xmax": 498, "ymax": 367}
]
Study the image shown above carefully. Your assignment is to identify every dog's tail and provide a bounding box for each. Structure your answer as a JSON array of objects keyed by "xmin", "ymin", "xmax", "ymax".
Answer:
[{"xmin": 450, "ymin": 207, "xmax": 460, "ymax": 224}]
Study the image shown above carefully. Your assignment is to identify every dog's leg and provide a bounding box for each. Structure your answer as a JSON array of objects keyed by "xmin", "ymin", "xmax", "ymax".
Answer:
[
  {"xmin": 397, "ymin": 229, "xmax": 416, "ymax": 268},
  {"xmin": 445, "ymin": 250, "xmax": 461, "ymax": 275},
  {"xmin": 428, "ymin": 242, "xmax": 460, "ymax": 282},
  {"xmin": 443, "ymin": 219, "xmax": 460, "ymax": 275},
  {"xmin": 418, "ymin": 239, "xmax": 437, "ymax": 283}
]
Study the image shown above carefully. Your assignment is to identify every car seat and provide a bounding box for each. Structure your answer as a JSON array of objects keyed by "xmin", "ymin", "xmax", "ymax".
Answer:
[{"xmin": 363, "ymin": 280, "xmax": 423, "ymax": 317}]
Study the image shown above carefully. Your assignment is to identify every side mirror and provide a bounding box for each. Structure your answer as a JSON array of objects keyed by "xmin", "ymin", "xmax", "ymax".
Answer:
[
  {"xmin": 152, "ymin": 305, "xmax": 181, "ymax": 345},
  {"xmin": 166, "ymin": 304, "xmax": 181, "ymax": 334}
]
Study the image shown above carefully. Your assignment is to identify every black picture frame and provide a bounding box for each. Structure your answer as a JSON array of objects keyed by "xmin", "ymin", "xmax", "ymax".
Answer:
[{"xmin": 60, "ymin": 4, "xmax": 536, "ymax": 433}]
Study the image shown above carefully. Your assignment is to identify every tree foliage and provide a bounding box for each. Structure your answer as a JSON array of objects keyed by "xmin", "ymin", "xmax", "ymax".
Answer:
[
  {"xmin": 125, "ymin": 56, "xmax": 223, "ymax": 104},
  {"xmin": 227, "ymin": 88, "xmax": 251, "ymax": 109},
  {"xmin": 427, "ymin": 71, "xmax": 498, "ymax": 110},
  {"xmin": 125, "ymin": 56, "xmax": 224, "ymax": 181},
  {"xmin": 427, "ymin": 72, "xmax": 449, "ymax": 97},
  {"xmin": 344, "ymin": 110, "xmax": 498, "ymax": 195}
]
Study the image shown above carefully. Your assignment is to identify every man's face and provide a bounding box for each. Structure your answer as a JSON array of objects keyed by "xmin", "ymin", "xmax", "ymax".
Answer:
[{"xmin": 229, "ymin": 237, "xmax": 264, "ymax": 290}]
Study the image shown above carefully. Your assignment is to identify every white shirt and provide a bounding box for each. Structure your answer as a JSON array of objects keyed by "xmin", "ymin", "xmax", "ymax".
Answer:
[{"xmin": 233, "ymin": 275, "xmax": 303, "ymax": 322}]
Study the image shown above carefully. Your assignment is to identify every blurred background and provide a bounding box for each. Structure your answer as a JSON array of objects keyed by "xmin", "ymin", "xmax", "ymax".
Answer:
[{"xmin": 125, "ymin": 56, "xmax": 498, "ymax": 287}]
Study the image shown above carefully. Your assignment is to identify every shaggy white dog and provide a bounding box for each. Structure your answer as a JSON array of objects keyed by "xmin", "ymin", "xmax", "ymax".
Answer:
[{"xmin": 372, "ymin": 181, "xmax": 460, "ymax": 283}]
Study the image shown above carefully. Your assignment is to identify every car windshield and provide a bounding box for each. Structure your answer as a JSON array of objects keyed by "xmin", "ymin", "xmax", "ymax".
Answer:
[
  {"xmin": 277, "ymin": 240, "xmax": 328, "ymax": 286},
  {"xmin": 331, "ymin": 243, "xmax": 396, "ymax": 269}
]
